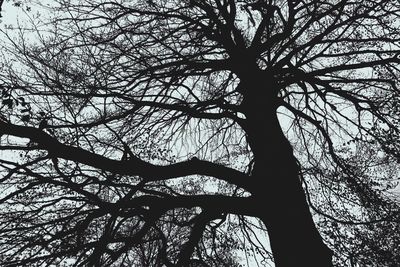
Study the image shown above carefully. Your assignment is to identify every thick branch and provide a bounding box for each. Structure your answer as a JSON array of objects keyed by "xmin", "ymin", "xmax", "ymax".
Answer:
[
  {"xmin": 177, "ymin": 212, "xmax": 211, "ymax": 267},
  {"xmin": 0, "ymin": 121, "xmax": 252, "ymax": 191}
]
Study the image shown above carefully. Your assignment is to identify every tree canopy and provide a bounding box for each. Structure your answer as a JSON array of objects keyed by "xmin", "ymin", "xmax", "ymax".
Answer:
[{"xmin": 0, "ymin": 0, "xmax": 399, "ymax": 266}]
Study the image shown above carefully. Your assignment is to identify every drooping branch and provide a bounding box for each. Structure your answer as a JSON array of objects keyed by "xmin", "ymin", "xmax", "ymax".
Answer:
[{"xmin": 0, "ymin": 120, "xmax": 252, "ymax": 191}]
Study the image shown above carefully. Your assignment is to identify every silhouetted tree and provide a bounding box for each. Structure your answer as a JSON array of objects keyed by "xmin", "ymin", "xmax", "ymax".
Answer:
[{"xmin": 0, "ymin": 0, "xmax": 399, "ymax": 266}]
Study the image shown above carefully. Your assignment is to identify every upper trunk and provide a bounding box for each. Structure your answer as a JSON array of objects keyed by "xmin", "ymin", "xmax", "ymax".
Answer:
[{"xmin": 240, "ymin": 73, "xmax": 333, "ymax": 266}]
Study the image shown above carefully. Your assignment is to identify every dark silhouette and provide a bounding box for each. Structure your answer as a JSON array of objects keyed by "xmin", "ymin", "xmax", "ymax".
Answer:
[{"xmin": 0, "ymin": 1, "xmax": 399, "ymax": 266}]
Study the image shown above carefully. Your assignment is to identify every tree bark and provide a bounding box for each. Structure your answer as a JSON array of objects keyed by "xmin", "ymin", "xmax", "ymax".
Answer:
[{"xmin": 241, "ymin": 75, "xmax": 333, "ymax": 266}]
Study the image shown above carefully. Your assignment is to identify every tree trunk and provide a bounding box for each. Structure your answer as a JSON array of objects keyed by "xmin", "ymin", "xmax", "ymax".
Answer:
[
  {"xmin": 242, "ymin": 82, "xmax": 333, "ymax": 266},
  {"xmin": 255, "ymin": 150, "xmax": 334, "ymax": 267}
]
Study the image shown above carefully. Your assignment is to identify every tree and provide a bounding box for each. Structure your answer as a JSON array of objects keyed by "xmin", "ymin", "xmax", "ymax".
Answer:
[{"xmin": 0, "ymin": 0, "xmax": 399, "ymax": 266}]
